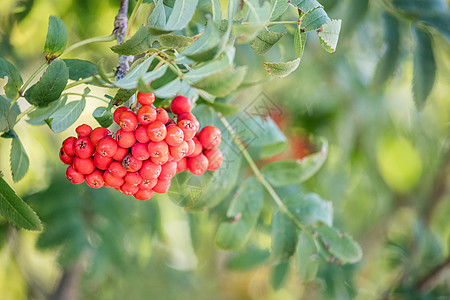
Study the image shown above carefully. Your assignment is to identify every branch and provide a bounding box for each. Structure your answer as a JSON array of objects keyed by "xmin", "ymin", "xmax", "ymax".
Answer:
[
  {"xmin": 114, "ymin": 0, "xmax": 132, "ymax": 80},
  {"xmin": 416, "ymin": 256, "xmax": 450, "ymax": 292}
]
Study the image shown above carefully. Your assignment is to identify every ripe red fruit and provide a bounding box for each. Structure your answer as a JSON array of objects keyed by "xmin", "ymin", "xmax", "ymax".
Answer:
[
  {"xmin": 135, "ymin": 125, "xmax": 150, "ymax": 143},
  {"xmin": 186, "ymin": 139, "xmax": 195, "ymax": 156},
  {"xmin": 120, "ymin": 183, "xmax": 139, "ymax": 195},
  {"xmin": 131, "ymin": 142, "xmax": 150, "ymax": 160},
  {"xmin": 137, "ymin": 106, "xmax": 157, "ymax": 125},
  {"xmin": 63, "ymin": 136, "xmax": 76, "ymax": 156},
  {"xmin": 148, "ymin": 141, "xmax": 169, "ymax": 157},
  {"xmin": 178, "ymin": 112, "xmax": 199, "ymax": 128},
  {"xmin": 189, "ymin": 137, "xmax": 203, "ymax": 157},
  {"xmin": 204, "ymin": 148, "xmax": 223, "ymax": 171},
  {"xmin": 198, "ymin": 126, "xmax": 222, "ymax": 149},
  {"xmin": 73, "ymin": 157, "xmax": 95, "ymax": 175},
  {"xmin": 177, "ymin": 119, "xmax": 197, "ymax": 140},
  {"xmin": 66, "ymin": 165, "xmax": 85, "ymax": 184},
  {"xmin": 165, "ymin": 125, "xmax": 184, "ymax": 146},
  {"xmin": 137, "ymin": 92, "xmax": 155, "ymax": 106},
  {"xmin": 124, "ymin": 172, "xmax": 143, "ymax": 186},
  {"xmin": 159, "ymin": 162, "xmax": 177, "ymax": 180},
  {"xmin": 139, "ymin": 160, "xmax": 162, "ymax": 179},
  {"xmin": 74, "ymin": 137, "xmax": 95, "ymax": 159},
  {"xmin": 59, "ymin": 148, "xmax": 73, "ymax": 165},
  {"xmin": 147, "ymin": 121, "xmax": 167, "ymax": 142},
  {"xmin": 96, "ymin": 137, "xmax": 118, "ymax": 157},
  {"xmin": 119, "ymin": 110, "xmax": 138, "ymax": 132},
  {"xmin": 93, "ymin": 152, "xmax": 113, "ymax": 170},
  {"xmin": 155, "ymin": 108, "xmax": 169, "ymax": 124},
  {"xmin": 153, "ymin": 178, "xmax": 171, "ymax": 193},
  {"xmin": 122, "ymin": 154, "xmax": 142, "ymax": 172},
  {"xmin": 116, "ymin": 129, "xmax": 136, "ymax": 148},
  {"xmin": 90, "ymin": 127, "xmax": 110, "ymax": 146},
  {"xmin": 86, "ymin": 169, "xmax": 104, "ymax": 188},
  {"xmin": 113, "ymin": 106, "xmax": 131, "ymax": 124},
  {"xmin": 103, "ymin": 171, "xmax": 125, "ymax": 188},
  {"xmin": 76, "ymin": 124, "xmax": 93, "ymax": 137},
  {"xmin": 134, "ymin": 189, "xmax": 155, "ymax": 201},
  {"xmin": 170, "ymin": 95, "xmax": 192, "ymax": 115},
  {"xmin": 108, "ymin": 161, "xmax": 127, "ymax": 177},
  {"xmin": 176, "ymin": 157, "xmax": 187, "ymax": 173},
  {"xmin": 151, "ymin": 154, "xmax": 169, "ymax": 165},
  {"xmin": 188, "ymin": 154, "xmax": 209, "ymax": 175},
  {"xmin": 139, "ymin": 178, "xmax": 157, "ymax": 190},
  {"xmin": 112, "ymin": 147, "xmax": 127, "ymax": 161},
  {"xmin": 169, "ymin": 141, "xmax": 188, "ymax": 160}
]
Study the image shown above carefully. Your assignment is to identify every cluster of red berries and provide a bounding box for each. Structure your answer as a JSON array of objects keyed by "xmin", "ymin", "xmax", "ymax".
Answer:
[{"xmin": 59, "ymin": 92, "xmax": 223, "ymax": 201}]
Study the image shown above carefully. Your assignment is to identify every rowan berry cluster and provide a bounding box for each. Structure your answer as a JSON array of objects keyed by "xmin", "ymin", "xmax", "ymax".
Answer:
[{"xmin": 59, "ymin": 92, "xmax": 223, "ymax": 201}]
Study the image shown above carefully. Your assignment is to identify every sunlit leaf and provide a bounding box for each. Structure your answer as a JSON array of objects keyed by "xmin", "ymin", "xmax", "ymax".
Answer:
[
  {"xmin": 302, "ymin": 8, "xmax": 330, "ymax": 31},
  {"xmin": 63, "ymin": 59, "xmax": 99, "ymax": 81},
  {"xmin": 46, "ymin": 96, "xmax": 86, "ymax": 133},
  {"xmin": 164, "ymin": 0, "xmax": 199, "ymax": 31},
  {"xmin": 193, "ymin": 66, "xmax": 247, "ymax": 97},
  {"xmin": 111, "ymin": 26, "xmax": 156, "ymax": 55},
  {"xmin": 44, "ymin": 16, "xmax": 67, "ymax": 59},
  {"xmin": 0, "ymin": 58, "xmax": 23, "ymax": 99},
  {"xmin": 26, "ymin": 96, "xmax": 67, "ymax": 126},
  {"xmin": 250, "ymin": 27, "xmax": 286, "ymax": 55},
  {"xmin": 10, "ymin": 135, "xmax": 29, "ymax": 183},
  {"xmin": 159, "ymin": 34, "xmax": 194, "ymax": 52},
  {"xmin": 318, "ymin": 19, "xmax": 341, "ymax": 53},
  {"xmin": 263, "ymin": 58, "xmax": 301, "ymax": 78},
  {"xmin": 0, "ymin": 96, "xmax": 18, "ymax": 133},
  {"xmin": 316, "ymin": 225, "xmax": 362, "ymax": 263},
  {"xmin": 284, "ymin": 193, "xmax": 333, "ymax": 226}
]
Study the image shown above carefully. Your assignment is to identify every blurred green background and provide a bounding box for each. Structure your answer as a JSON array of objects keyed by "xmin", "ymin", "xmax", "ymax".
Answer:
[{"xmin": 1, "ymin": 0, "xmax": 450, "ymax": 299}]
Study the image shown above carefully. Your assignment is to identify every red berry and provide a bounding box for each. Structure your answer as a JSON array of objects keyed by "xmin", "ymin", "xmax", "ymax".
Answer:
[
  {"xmin": 159, "ymin": 162, "xmax": 177, "ymax": 180},
  {"xmin": 139, "ymin": 160, "xmax": 162, "ymax": 179},
  {"xmin": 108, "ymin": 161, "xmax": 127, "ymax": 177},
  {"xmin": 137, "ymin": 106, "xmax": 157, "ymax": 125},
  {"xmin": 151, "ymin": 154, "xmax": 169, "ymax": 165},
  {"xmin": 147, "ymin": 121, "xmax": 167, "ymax": 142},
  {"xmin": 134, "ymin": 189, "xmax": 155, "ymax": 201},
  {"xmin": 169, "ymin": 141, "xmax": 188, "ymax": 160},
  {"xmin": 103, "ymin": 171, "xmax": 125, "ymax": 188},
  {"xmin": 124, "ymin": 172, "xmax": 143, "ymax": 186},
  {"xmin": 114, "ymin": 106, "xmax": 131, "ymax": 124},
  {"xmin": 137, "ymin": 92, "xmax": 155, "ymax": 106},
  {"xmin": 155, "ymin": 108, "xmax": 169, "ymax": 124},
  {"xmin": 63, "ymin": 136, "xmax": 77, "ymax": 156},
  {"xmin": 165, "ymin": 124, "xmax": 184, "ymax": 146},
  {"xmin": 139, "ymin": 178, "xmax": 157, "ymax": 190},
  {"xmin": 74, "ymin": 137, "xmax": 95, "ymax": 159},
  {"xmin": 189, "ymin": 137, "xmax": 203, "ymax": 157},
  {"xmin": 148, "ymin": 141, "xmax": 169, "ymax": 157},
  {"xmin": 76, "ymin": 124, "xmax": 93, "ymax": 138},
  {"xmin": 93, "ymin": 152, "xmax": 113, "ymax": 170},
  {"xmin": 96, "ymin": 137, "xmax": 118, "ymax": 157},
  {"xmin": 131, "ymin": 142, "xmax": 150, "ymax": 160},
  {"xmin": 153, "ymin": 178, "xmax": 171, "ymax": 193},
  {"xmin": 66, "ymin": 165, "xmax": 85, "ymax": 184},
  {"xmin": 116, "ymin": 129, "xmax": 136, "ymax": 148},
  {"xmin": 86, "ymin": 169, "xmax": 104, "ymax": 188},
  {"xmin": 119, "ymin": 110, "xmax": 138, "ymax": 132},
  {"xmin": 186, "ymin": 139, "xmax": 195, "ymax": 156},
  {"xmin": 59, "ymin": 148, "xmax": 73, "ymax": 164},
  {"xmin": 122, "ymin": 154, "xmax": 142, "ymax": 172},
  {"xmin": 73, "ymin": 156, "xmax": 95, "ymax": 175},
  {"xmin": 135, "ymin": 125, "xmax": 150, "ymax": 143},
  {"xmin": 204, "ymin": 148, "xmax": 223, "ymax": 171},
  {"xmin": 188, "ymin": 154, "xmax": 208, "ymax": 175},
  {"xmin": 90, "ymin": 127, "xmax": 111, "ymax": 146},
  {"xmin": 113, "ymin": 147, "xmax": 128, "ymax": 161},
  {"xmin": 177, "ymin": 119, "xmax": 197, "ymax": 140},
  {"xmin": 120, "ymin": 183, "xmax": 139, "ymax": 195},
  {"xmin": 198, "ymin": 126, "xmax": 221, "ymax": 149},
  {"xmin": 177, "ymin": 112, "xmax": 199, "ymax": 128},
  {"xmin": 170, "ymin": 95, "xmax": 192, "ymax": 114},
  {"xmin": 176, "ymin": 157, "xmax": 187, "ymax": 173}
]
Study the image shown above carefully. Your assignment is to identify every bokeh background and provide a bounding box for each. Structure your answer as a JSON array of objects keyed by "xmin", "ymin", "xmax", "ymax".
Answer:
[{"xmin": 1, "ymin": 0, "xmax": 449, "ymax": 299}]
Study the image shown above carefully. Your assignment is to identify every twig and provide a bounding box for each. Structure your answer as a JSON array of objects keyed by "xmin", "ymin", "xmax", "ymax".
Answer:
[
  {"xmin": 415, "ymin": 256, "xmax": 450, "ymax": 292},
  {"xmin": 114, "ymin": 0, "xmax": 132, "ymax": 80}
]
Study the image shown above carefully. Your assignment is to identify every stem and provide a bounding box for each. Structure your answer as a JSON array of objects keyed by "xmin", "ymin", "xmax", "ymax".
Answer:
[
  {"xmin": 62, "ymin": 35, "xmax": 116, "ymax": 56},
  {"xmin": 20, "ymin": 62, "xmax": 48, "ymax": 94},
  {"xmin": 63, "ymin": 73, "xmax": 114, "ymax": 90},
  {"xmin": 126, "ymin": 0, "xmax": 143, "ymax": 39},
  {"xmin": 114, "ymin": 0, "xmax": 132, "ymax": 81},
  {"xmin": 63, "ymin": 93, "xmax": 109, "ymax": 104},
  {"xmin": 17, "ymin": 105, "xmax": 36, "ymax": 121},
  {"xmin": 241, "ymin": 20, "xmax": 299, "ymax": 25}
]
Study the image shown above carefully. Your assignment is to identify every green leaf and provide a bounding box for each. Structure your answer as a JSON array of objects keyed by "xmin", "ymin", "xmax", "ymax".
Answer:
[
  {"xmin": 0, "ymin": 58, "xmax": 23, "ymax": 99},
  {"xmin": 44, "ymin": 16, "xmax": 68, "ymax": 59},
  {"xmin": 10, "ymin": 135, "xmax": 29, "ymax": 183},
  {"xmin": 159, "ymin": 34, "xmax": 194, "ymax": 52},
  {"xmin": 97, "ymin": 59, "xmax": 113, "ymax": 84},
  {"xmin": 113, "ymin": 88, "xmax": 137, "ymax": 106},
  {"xmin": 270, "ymin": 262, "xmax": 290, "ymax": 290},
  {"xmin": 111, "ymin": 26, "xmax": 155, "ymax": 55},
  {"xmin": 26, "ymin": 95, "xmax": 67, "ymax": 126},
  {"xmin": 227, "ymin": 245, "xmax": 270, "ymax": 271},
  {"xmin": 154, "ymin": 79, "xmax": 182, "ymax": 98},
  {"xmin": 185, "ymin": 55, "xmax": 230, "ymax": 82},
  {"xmin": 196, "ymin": 98, "xmax": 239, "ymax": 116},
  {"xmin": 262, "ymin": 138, "xmax": 328, "ymax": 186},
  {"xmin": 193, "ymin": 66, "xmax": 247, "ymax": 97},
  {"xmin": 302, "ymin": 8, "xmax": 331, "ymax": 31},
  {"xmin": 93, "ymin": 107, "xmax": 113, "ymax": 128},
  {"xmin": 372, "ymin": 13, "xmax": 400, "ymax": 88},
  {"xmin": 318, "ymin": 19, "xmax": 341, "ymax": 53},
  {"xmin": 263, "ymin": 58, "xmax": 301, "ymax": 78},
  {"xmin": 270, "ymin": 0, "xmax": 290, "ymax": 21},
  {"xmin": 147, "ymin": 0, "xmax": 167, "ymax": 34},
  {"xmin": 0, "ymin": 177, "xmax": 42, "ymax": 231},
  {"xmin": 0, "ymin": 95, "xmax": 18, "ymax": 133},
  {"xmin": 250, "ymin": 28, "xmax": 286, "ymax": 55},
  {"xmin": 271, "ymin": 211, "xmax": 298, "ymax": 262},
  {"xmin": 114, "ymin": 55, "xmax": 162, "ymax": 89},
  {"xmin": 215, "ymin": 177, "xmax": 264, "ymax": 250},
  {"xmin": 24, "ymin": 59, "xmax": 69, "ymax": 107},
  {"xmin": 62, "ymin": 59, "xmax": 99, "ymax": 81},
  {"xmin": 46, "ymin": 96, "xmax": 86, "ymax": 133},
  {"xmin": 183, "ymin": 20, "xmax": 222, "ymax": 61},
  {"xmin": 342, "ymin": 0, "xmax": 368, "ymax": 34},
  {"xmin": 296, "ymin": 231, "xmax": 319, "ymax": 282},
  {"xmin": 294, "ymin": 26, "xmax": 307, "ymax": 58},
  {"xmin": 316, "ymin": 225, "xmax": 362, "ymax": 263},
  {"xmin": 291, "ymin": 0, "xmax": 322, "ymax": 14},
  {"xmin": 417, "ymin": 13, "xmax": 450, "ymax": 41},
  {"xmin": 210, "ymin": 0, "xmax": 222, "ymax": 24},
  {"xmin": 164, "ymin": 0, "xmax": 199, "ymax": 31},
  {"xmin": 391, "ymin": 0, "xmax": 447, "ymax": 16},
  {"xmin": 412, "ymin": 26, "xmax": 436, "ymax": 110},
  {"xmin": 284, "ymin": 193, "xmax": 333, "ymax": 226}
]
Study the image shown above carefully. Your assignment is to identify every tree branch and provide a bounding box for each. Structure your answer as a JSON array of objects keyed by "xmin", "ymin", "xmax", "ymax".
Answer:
[
  {"xmin": 114, "ymin": 0, "xmax": 132, "ymax": 80},
  {"xmin": 416, "ymin": 256, "xmax": 450, "ymax": 292}
]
